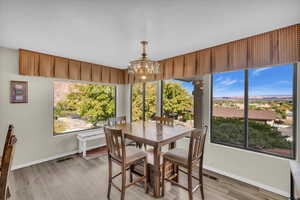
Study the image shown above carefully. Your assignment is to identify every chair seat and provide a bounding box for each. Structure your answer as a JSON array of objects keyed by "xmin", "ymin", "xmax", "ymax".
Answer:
[
  {"xmin": 113, "ymin": 147, "xmax": 147, "ymax": 165},
  {"xmin": 163, "ymin": 148, "xmax": 189, "ymax": 166}
]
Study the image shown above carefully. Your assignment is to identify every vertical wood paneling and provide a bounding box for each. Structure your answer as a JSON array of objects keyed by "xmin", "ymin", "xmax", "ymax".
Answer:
[
  {"xmin": 54, "ymin": 57, "xmax": 69, "ymax": 79},
  {"xmin": 196, "ymin": 48, "xmax": 211, "ymax": 76},
  {"xmin": 124, "ymin": 70, "xmax": 129, "ymax": 84},
  {"xmin": 164, "ymin": 59, "xmax": 174, "ymax": 79},
  {"xmin": 128, "ymin": 73, "xmax": 135, "ymax": 84},
  {"xmin": 228, "ymin": 39, "xmax": 248, "ymax": 70},
  {"xmin": 18, "ymin": 24, "xmax": 300, "ymax": 84},
  {"xmin": 101, "ymin": 67, "xmax": 110, "ymax": 83},
  {"xmin": 184, "ymin": 52, "xmax": 196, "ymax": 78},
  {"xmin": 173, "ymin": 56, "xmax": 184, "ymax": 78},
  {"xmin": 80, "ymin": 62, "xmax": 92, "ymax": 82},
  {"xmin": 247, "ymin": 33, "xmax": 272, "ymax": 67},
  {"xmin": 69, "ymin": 60, "xmax": 81, "ymax": 80},
  {"xmin": 117, "ymin": 70, "xmax": 125, "ymax": 84},
  {"xmin": 271, "ymin": 30, "xmax": 279, "ymax": 64},
  {"xmin": 110, "ymin": 68, "xmax": 119, "ymax": 84},
  {"xmin": 155, "ymin": 60, "xmax": 164, "ymax": 81},
  {"xmin": 19, "ymin": 49, "xmax": 39, "ymax": 76},
  {"xmin": 278, "ymin": 24, "xmax": 300, "ymax": 63},
  {"xmin": 212, "ymin": 44, "xmax": 229, "ymax": 73},
  {"xmin": 92, "ymin": 64, "xmax": 102, "ymax": 82},
  {"xmin": 39, "ymin": 54, "xmax": 54, "ymax": 77}
]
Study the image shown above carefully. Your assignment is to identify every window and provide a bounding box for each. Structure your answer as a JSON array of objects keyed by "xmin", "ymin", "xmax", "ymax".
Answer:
[
  {"xmin": 162, "ymin": 80, "xmax": 194, "ymax": 128},
  {"xmin": 211, "ymin": 64, "xmax": 296, "ymax": 158},
  {"xmin": 131, "ymin": 83, "xmax": 144, "ymax": 121},
  {"xmin": 53, "ymin": 81, "xmax": 116, "ymax": 135},
  {"xmin": 131, "ymin": 81, "xmax": 158, "ymax": 121}
]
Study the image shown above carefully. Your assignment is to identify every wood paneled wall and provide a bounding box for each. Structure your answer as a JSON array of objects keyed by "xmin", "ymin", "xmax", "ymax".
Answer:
[
  {"xmin": 19, "ymin": 24, "xmax": 299, "ymax": 85},
  {"xmin": 125, "ymin": 24, "xmax": 300, "ymax": 84},
  {"xmin": 19, "ymin": 49, "xmax": 125, "ymax": 84}
]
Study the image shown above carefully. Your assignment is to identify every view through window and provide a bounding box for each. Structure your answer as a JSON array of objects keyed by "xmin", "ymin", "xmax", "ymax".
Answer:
[
  {"xmin": 162, "ymin": 80, "xmax": 194, "ymax": 128},
  {"xmin": 131, "ymin": 81, "xmax": 158, "ymax": 121},
  {"xmin": 212, "ymin": 64, "xmax": 295, "ymax": 158},
  {"xmin": 53, "ymin": 82, "xmax": 116, "ymax": 135}
]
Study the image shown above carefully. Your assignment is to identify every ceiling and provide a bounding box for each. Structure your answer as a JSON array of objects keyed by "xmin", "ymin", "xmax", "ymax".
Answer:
[{"xmin": 0, "ymin": 0, "xmax": 299, "ymax": 69}]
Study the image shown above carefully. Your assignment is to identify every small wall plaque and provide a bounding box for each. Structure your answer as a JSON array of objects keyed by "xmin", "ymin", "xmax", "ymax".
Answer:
[{"xmin": 10, "ymin": 81, "xmax": 28, "ymax": 103}]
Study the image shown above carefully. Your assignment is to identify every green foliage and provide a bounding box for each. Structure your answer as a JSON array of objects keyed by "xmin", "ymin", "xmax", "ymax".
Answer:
[
  {"xmin": 163, "ymin": 82, "xmax": 193, "ymax": 119},
  {"xmin": 145, "ymin": 83, "xmax": 157, "ymax": 120},
  {"xmin": 54, "ymin": 120, "xmax": 67, "ymax": 134},
  {"xmin": 55, "ymin": 84, "xmax": 115, "ymax": 126},
  {"xmin": 212, "ymin": 117, "xmax": 292, "ymax": 150},
  {"xmin": 132, "ymin": 83, "xmax": 144, "ymax": 121},
  {"xmin": 131, "ymin": 81, "xmax": 193, "ymax": 122}
]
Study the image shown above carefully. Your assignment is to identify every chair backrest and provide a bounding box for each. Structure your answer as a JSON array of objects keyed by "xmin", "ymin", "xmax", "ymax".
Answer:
[
  {"xmin": 3, "ymin": 125, "xmax": 13, "ymax": 156},
  {"xmin": 154, "ymin": 116, "xmax": 174, "ymax": 126},
  {"xmin": 0, "ymin": 125, "xmax": 17, "ymax": 200},
  {"xmin": 188, "ymin": 126, "xmax": 207, "ymax": 164},
  {"xmin": 108, "ymin": 116, "xmax": 126, "ymax": 126},
  {"xmin": 104, "ymin": 127, "xmax": 126, "ymax": 163}
]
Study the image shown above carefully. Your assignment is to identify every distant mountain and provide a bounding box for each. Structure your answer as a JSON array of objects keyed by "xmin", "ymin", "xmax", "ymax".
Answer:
[{"xmin": 214, "ymin": 95, "xmax": 292, "ymax": 100}]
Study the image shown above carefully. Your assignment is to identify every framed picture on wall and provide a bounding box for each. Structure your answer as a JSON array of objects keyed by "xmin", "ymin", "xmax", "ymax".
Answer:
[{"xmin": 10, "ymin": 81, "xmax": 28, "ymax": 103}]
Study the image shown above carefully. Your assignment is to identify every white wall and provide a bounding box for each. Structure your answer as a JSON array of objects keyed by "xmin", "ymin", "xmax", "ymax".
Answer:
[{"xmin": 0, "ymin": 47, "xmax": 126, "ymax": 168}]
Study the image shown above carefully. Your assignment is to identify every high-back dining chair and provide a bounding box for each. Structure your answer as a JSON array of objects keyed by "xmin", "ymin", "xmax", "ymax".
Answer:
[
  {"xmin": 162, "ymin": 126, "xmax": 208, "ymax": 200},
  {"xmin": 108, "ymin": 116, "xmax": 138, "ymax": 147},
  {"xmin": 108, "ymin": 116, "xmax": 126, "ymax": 126},
  {"xmin": 0, "ymin": 125, "xmax": 17, "ymax": 200},
  {"xmin": 153, "ymin": 116, "xmax": 174, "ymax": 126},
  {"xmin": 104, "ymin": 127, "xmax": 148, "ymax": 200},
  {"xmin": 153, "ymin": 116, "xmax": 175, "ymax": 150}
]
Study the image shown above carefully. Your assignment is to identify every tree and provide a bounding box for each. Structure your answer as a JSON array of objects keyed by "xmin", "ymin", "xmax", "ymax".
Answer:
[
  {"xmin": 55, "ymin": 84, "xmax": 115, "ymax": 126},
  {"xmin": 163, "ymin": 81, "xmax": 193, "ymax": 120},
  {"xmin": 145, "ymin": 82, "xmax": 157, "ymax": 120},
  {"xmin": 211, "ymin": 117, "xmax": 292, "ymax": 151},
  {"xmin": 131, "ymin": 83, "xmax": 144, "ymax": 121}
]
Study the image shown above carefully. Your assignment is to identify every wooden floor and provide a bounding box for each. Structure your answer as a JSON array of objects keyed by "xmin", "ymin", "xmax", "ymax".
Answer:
[{"xmin": 9, "ymin": 155, "xmax": 286, "ymax": 200}]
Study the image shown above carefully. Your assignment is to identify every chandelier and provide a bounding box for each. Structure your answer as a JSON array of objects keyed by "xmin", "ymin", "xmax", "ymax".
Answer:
[{"xmin": 128, "ymin": 41, "xmax": 160, "ymax": 80}]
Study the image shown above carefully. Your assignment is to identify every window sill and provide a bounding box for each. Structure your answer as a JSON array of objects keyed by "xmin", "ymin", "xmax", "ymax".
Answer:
[
  {"xmin": 53, "ymin": 128, "xmax": 103, "ymax": 137},
  {"xmin": 209, "ymin": 141, "xmax": 294, "ymax": 161}
]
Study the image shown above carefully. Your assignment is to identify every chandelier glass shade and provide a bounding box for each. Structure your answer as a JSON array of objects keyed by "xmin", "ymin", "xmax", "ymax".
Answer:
[{"xmin": 128, "ymin": 41, "xmax": 160, "ymax": 80}]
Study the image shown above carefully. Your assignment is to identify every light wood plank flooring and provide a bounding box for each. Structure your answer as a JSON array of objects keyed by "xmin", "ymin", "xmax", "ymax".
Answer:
[{"xmin": 9, "ymin": 155, "xmax": 287, "ymax": 200}]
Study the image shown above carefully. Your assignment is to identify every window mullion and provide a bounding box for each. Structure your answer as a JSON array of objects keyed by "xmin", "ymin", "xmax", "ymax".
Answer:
[
  {"xmin": 143, "ymin": 82, "xmax": 146, "ymax": 121},
  {"xmin": 244, "ymin": 69, "xmax": 249, "ymax": 149}
]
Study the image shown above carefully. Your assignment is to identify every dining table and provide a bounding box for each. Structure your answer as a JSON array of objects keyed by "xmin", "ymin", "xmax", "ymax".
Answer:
[{"xmin": 113, "ymin": 121, "xmax": 195, "ymax": 198}]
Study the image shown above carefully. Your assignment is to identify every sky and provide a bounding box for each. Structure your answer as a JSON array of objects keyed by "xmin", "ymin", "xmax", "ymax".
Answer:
[
  {"xmin": 169, "ymin": 80, "xmax": 194, "ymax": 94},
  {"xmin": 213, "ymin": 64, "xmax": 294, "ymax": 97}
]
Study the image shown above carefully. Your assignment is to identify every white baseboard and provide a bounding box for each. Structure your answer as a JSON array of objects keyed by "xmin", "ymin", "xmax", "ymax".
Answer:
[
  {"xmin": 203, "ymin": 165, "xmax": 289, "ymax": 197},
  {"xmin": 12, "ymin": 144, "xmax": 105, "ymax": 170}
]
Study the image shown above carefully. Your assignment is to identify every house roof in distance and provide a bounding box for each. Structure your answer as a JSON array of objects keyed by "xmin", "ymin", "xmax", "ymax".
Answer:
[{"xmin": 213, "ymin": 107, "xmax": 277, "ymax": 121}]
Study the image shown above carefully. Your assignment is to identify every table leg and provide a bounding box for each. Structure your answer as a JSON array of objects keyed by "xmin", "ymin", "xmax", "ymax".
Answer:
[
  {"xmin": 290, "ymin": 172, "xmax": 295, "ymax": 200},
  {"xmin": 153, "ymin": 146, "xmax": 161, "ymax": 198}
]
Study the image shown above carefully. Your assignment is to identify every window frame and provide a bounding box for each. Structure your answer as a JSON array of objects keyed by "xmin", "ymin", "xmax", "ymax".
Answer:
[
  {"xmin": 53, "ymin": 81, "xmax": 117, "ymax": 136},
  {"xmin": 210, "ymin": 64, "xmax": 297, "ymax": 159},
  {"xmin": 130, "ymin": 81, "xmax": 158, "ymax": 122},
  {"xmin": 161, "ymin": 79, "xmax": 194, "ymax": 126}
]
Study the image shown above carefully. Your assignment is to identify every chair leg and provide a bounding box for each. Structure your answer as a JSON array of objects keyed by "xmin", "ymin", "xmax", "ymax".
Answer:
[
  {"xmin": 6, "ymin": 187, "xmax": 11, "ymax": 199},
  {"xmin": 199, "ymin": 164, "xmax": 204, "ymax": 199},
  {"xmin": 107, "ymin": 157, "xmax": 112, "ymax": 199},
  {"xmin": 161, "ymin": 158, "xmax": 166, "ymax": 197},
  {"xmin": 188, "ymin": 169, "xmax": 193, "ymax": 200},
  {"xmin": 121, "ymin": 166, "xmax": 126, "ymax": 200},
  {"xmin": 143, "ymin": 158, "xmax": 148, "ymax": 194},
  {"xmin": 129, "ymin": 166, "xmax": 133, "ymax": 183}
]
